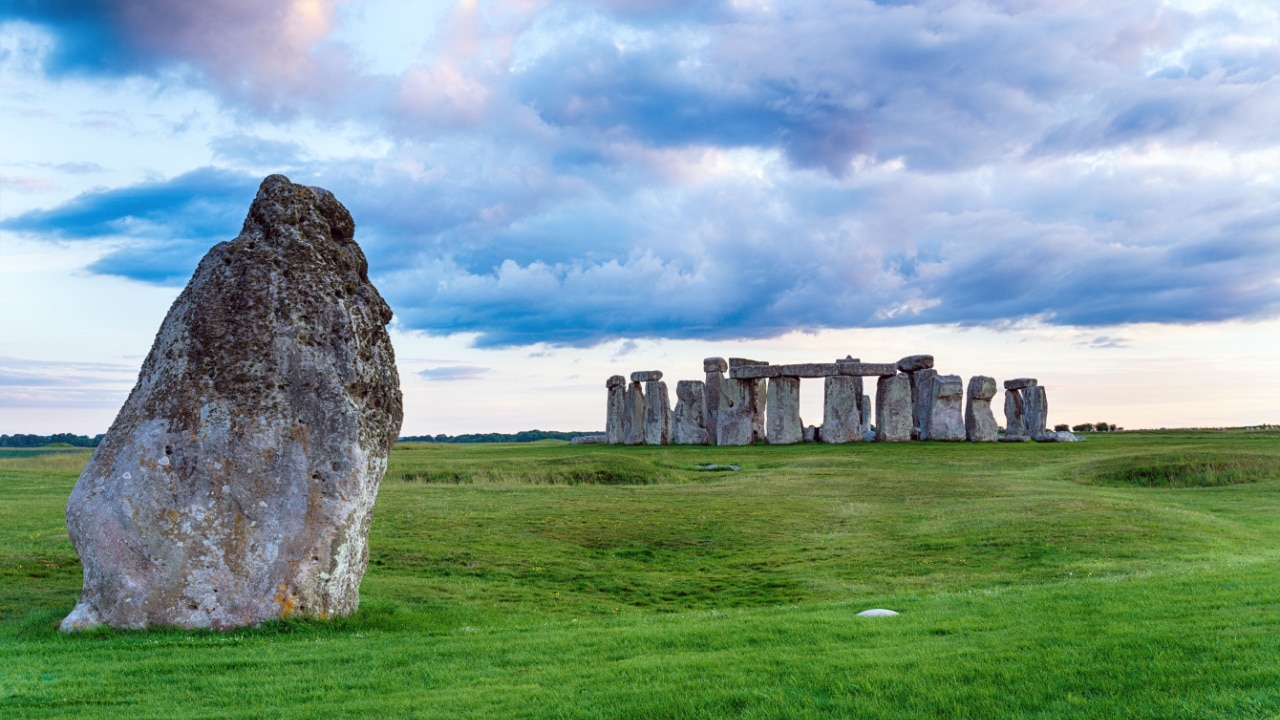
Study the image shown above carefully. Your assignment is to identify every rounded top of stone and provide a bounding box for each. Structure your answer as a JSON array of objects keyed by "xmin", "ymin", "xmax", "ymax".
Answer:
[
  {"xmin": 631, "ymin": 370, "xmax": 663, "ymax": 382},
  {"xmin": 967, "ymin": 375, "xmax": 997, "ymax": 400},
  {"xmin": 1004, "ymin": 378, "xmax": 1038, "ymax": 390},
  {"xmin": 606, "ymin": 375, "xmax": 626, "ymax": 388},
  {"xmin": 251, "ymin": 174, "xmax": 355, "ymax": 245},
  {"xmin": 896, "ymin": 354, "xmax": 935, "ymax": 372},
  {"xmin": 703, "ymin": 357, "xmax": 728, "ymax": 372}
]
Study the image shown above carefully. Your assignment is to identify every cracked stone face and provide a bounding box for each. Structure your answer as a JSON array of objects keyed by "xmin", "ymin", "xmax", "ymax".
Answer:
[{"xmin": 61, "ymin": 175, "xmax": 402, "ymax": 632}]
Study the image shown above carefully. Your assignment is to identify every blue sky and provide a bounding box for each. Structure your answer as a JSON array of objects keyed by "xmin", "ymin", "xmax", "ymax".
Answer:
[{"xmin": 2, "ymin": 0, "xmax": 1278, "ymax": 434}]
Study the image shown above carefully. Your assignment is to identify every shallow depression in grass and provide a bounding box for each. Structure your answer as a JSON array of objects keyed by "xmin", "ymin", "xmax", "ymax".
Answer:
[{"xmin": 1070, "ymin": 451, "xmax": 1279, "ymax": 488}]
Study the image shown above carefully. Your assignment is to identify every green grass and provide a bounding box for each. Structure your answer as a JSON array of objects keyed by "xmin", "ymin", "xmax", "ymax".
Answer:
[{"xmin": 2, "ymin": 430, "xmax": 1280, "ymax": 718}]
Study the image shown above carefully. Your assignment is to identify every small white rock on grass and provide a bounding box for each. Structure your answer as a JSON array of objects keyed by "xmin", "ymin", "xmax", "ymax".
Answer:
[{"xmin": 857, "ymin": 608, "xmax": 900, "ymax": 617}]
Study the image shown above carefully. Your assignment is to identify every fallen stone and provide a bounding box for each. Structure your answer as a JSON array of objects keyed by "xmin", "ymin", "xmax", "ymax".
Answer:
[
  {"xmin": 862, "ymin": 430, "xmax": 878, "ymax": 442},
  {"xmin": 717, "ymin": 378, "xmax": 759, "ymax": 446},
  {"xmin": 875, "ymin": 374, "xmax": 912, "ymax": 442},
  {"xmin": 1022, "ymin": 385, "xmax": 1048, "ymax": 438},
  {"xmin": 857, "ymin": 608, "xmax": 900, "ymax": 617},
  {"xmin": 623, "ymin": 382, "xmax": 646, "ymax": 445},
  {"xmin": 964, "ymin": 375, "xmax": 998, "ymax": 443},
  {"xmin": 925, "ymin": 374, "xmax": 966, "ymax": 441},
  {"xmin": 631, "ymin": 370, "xmax": 663, "ymax": 383},
  {"xmin": 643, "ymin": 380, "xmax": 672, "ymax": 445},
  {"xmin": 821, "ymin": 375, "xmax": 862, "ymax": 444},
  {"xmin": 1003, "ymin": 378, "xmax": 1037, "ymax": 391},
  {"xmin": 60, "ymin": 174, "xmax": 403, "ymax": 632},
  {"xmin": 909, "ymin": 368, "xmax": 938, "ymax": 440},
  {"xmin": 998, "ymin": 434, "xmax": 1032, "ymax": 443},
  {"xmin": 672, "ymin": 380, "xmax": 710, "ymax": 445},
  {"xmin": 766, "ymin": 376, "xmax": 803, "ymax": 444},
  {"xmin": 703, "ymin": 357, "xmax": 728, "ymax": 373},
  {"xmin": 896, "ymin": 355, "xmax": 935, "ymax": 373},
  {"xmin": 606, "ymin": 380, "xmax": 627, "ymax": 444},
  {"xmin": 1035, "ymin": 430, "xmax": 1083, "ymax": 442},
  {"xmin": 571, "ymin": 435, "xmax": 607, "ymax": 445},
  {"xmin": 1003, "ymin": 388, "xmax": 1026, "ymax": 439},
  {"xmin": 696, "ymin": 464, "xmax": 741, "ymax": 471}
]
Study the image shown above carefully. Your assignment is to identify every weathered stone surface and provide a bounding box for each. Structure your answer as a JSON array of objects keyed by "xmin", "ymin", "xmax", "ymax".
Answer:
[
  {"xmin": 821, "ymin": 375, "xmax": 862, "ymax": 444},
  {"xmin": 672, "ymin": 380, "xmax": 710, "ymax": 445},
  {"xmin": 1003, "ymin": 389, "xmax": 1026, "ymax": 439},
  {"xmin": 1036, "ymin": 430, "xmax": 1083, "ymax": 442},
  {"xmin": 571, "ymin": 435, "xmax": 606, "ymax": 445},
  {"xmin": 631, "ymin": 370, "xmax": 663, "ymax": 383},
  {"xmin": 896, "ymin": 355, "xmax": 935, "ymax": 373},
  {"xmin": 704, "ymin": 366, "xmax": 724, "ymax": 446},
  {"xmin": 61, "ymin": 175, "xmax": 402, "ymax": 632},
  {"xmin": 643, "ymin": 380, "xmax": 672, "ymax": 445},
  {"xmin": 729, "ymin": 365, "xmax": 783, "ymax": 379},
  {"xmin": 875, "ymin": 374, "xmax": 912, "ymax": 442},
  {"xmin": 909, "ymin": 368, "xmax": 938, "ymax": 440},
  {"xmin": 964, "ymin": 376, "xmax": 998, "ymax": 442},
  {"xmin": 766, "ymin": 377, "xmax": 802, "ymax": 444},
  {"xmin": 838, "ymin": 362, "xmax": 898, "ymax": 377},
  {"xmin": 860, "ymin": 394, "xmax": 872, "ymax": 435},
  {"xmin": 606, "ymin": 381, "xmax": 627, "ymax": 444},
  {"xmin": 606, "ymin": 375, "xmax": 626, "ymax": 389},
  {"xmin": 623, "ymin": 382, "xmax": 645, "ymax": 445},
  {"xmin": 924, "ymin": 375, "xmax": 965, "ymax": 441},
  {"xmin": 1022, "ymin": 385, "xmax": 1048, "ymax": 439},
  {"xmin": 728, "ymin": 358, "xmax": 769, "ymax": 368},
  {"xmin": 998, "ymin": 434, "xmax": 1032, "ymax": 442},
  {"xmin": 804, "ymin": 425, "xmax": 819, "ymax": 442},
  {"xmin": 1003, "ymin": 378, "xmax": 1037, "ymax": 391},
  {"xmin": 750, "ymin": 378, "xmax": 768, "ymax": 442},
  {"xmin": 717, "ymin": 378, "xmax": 758, "ymax": 446},
  {"xmin": 703, "ymin": 357, "xmax": 728, "ymax": 373}
]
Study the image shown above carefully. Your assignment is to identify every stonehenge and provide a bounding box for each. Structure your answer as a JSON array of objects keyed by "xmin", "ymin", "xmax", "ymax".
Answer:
[{"xmin": 602, "ymin": 355, "xmax": 1058, "ymax": 447}]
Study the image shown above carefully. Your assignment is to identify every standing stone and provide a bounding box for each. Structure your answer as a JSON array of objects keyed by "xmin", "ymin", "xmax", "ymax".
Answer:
[
  {"xmin": 672, "ymin": 380, "xmax": 710, "ymax": 445},
  {"xmin": 717, "ymin": 378, "xmax": 758, "ymax": 446},
  {"xmin": 703, "ymin": 358, "xmax": 726, "ymax": 445},
  {"xmin": 623, "ymin": 382, "xmax": 646, "ymax": 445},
  {"xmin": 821, "ymin": 375, "xmax": 862, "ymax": 444},
  {"xmin": 1003, "ymin": 388, "xmax": 1026, "ymax": 440},
  {"xmin": 729, "ymin": 359, "xmax": 769, "ymax": 442},
  {"xmin": 1023, "ymin": 385, "xmax": 1049, "ymax": 440},
  {"xmin": 964, "ymin": 376, "xmax": 998, "ymax": 442},
  {"xmin": 875, "ymin": 374, "xmax": 912, "ymax": 442},
  {"xmin": 766, "ymin": 377, "xmax": 803, "ymax": 445},
  {"xmin": 643, "ymin": 380, "xmax": 672, "ymax": 445},
  {"xmin": 860, "ymin": 394, "xmax": 872, "ymax": 436},
  {"xmin": 804, "ymin": 425, "xmax": 819, "ymax": 442},
  {"xmin": 606, "ymin": 375, "xmax": 626, "ymax": 444},
  {"xmin": 909, "ymin": 368, "xmax": 938, "ymax": 440},
  {"xmin": 60, "ymin": 175, "xmax": 402, "ymax": 632},
  {"xmin": 924, "ymin": 375, "xmax": 965, "ymax": 441}
]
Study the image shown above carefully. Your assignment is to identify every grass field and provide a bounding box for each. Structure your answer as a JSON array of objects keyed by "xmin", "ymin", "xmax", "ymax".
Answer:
[{"xmin": 3, "ymin": 430, "xmax": 1279, "ymax": 718}]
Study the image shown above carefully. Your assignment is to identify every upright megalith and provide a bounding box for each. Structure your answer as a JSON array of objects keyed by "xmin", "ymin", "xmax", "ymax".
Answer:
[
  {"xmin": 672, "ymin": 380, "xmax": 710, "ymax": 445},
  {"xmin": 605, "ymin": 375, "xmax": 626, "ymax": 444},
  {"xmin": 964, "ymin": 376, "xmax": 998, "ymax": 442},
  {"xmin": 1001, "ymin": 378, "xmax": 1036, "ymax": 442},
  {"xmin": 729, "ymin": 359, "xmax": 769, "ymax": 443},
  {"xmin": 717, "ymin": 378, "xmax": 759, "ymax": 446},
  {"xmin": 623, "ymin": 381, "xmax": 646, "ymax": 445},
  {"xmin": 924, "ymin": 374, "xmax": 965, "ymax": 441},
  {"xmin": 766, "ymin": 376, "xmax": 802, "ymax": 444},
  {"xmin": 860, "ymin": 395, "xmax": 872, "ymax": 436},
  {"xmin": 875, "ymin": 374, "xmax": 912, "ymax": 442},
  {"xmin": 1023, "ymin": 385, "xmax": 1049, "ymax": 440},
  {"xmin": 899, "ymin": 356, "xmax": 937, "ymax": 441},
  {"xmin": 821, "ymin": 375, "xmax": 862, "ymax": 444},
  {"xmin": 61, "ymin": 175, "xmax": 402, "ymax": 632},
  {"xmin": 643, "ymin": 380, "xmax": 672, "ymax": 445},
  {"xmin": 703, "ymin": 358, "xmax": 727, "ymax": 445}
]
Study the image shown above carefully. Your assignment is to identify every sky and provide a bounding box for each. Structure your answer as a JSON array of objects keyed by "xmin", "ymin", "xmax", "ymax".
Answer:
[{"xmin": 1, "ymin": 0, "xmax": 1278, "ymax": 436}]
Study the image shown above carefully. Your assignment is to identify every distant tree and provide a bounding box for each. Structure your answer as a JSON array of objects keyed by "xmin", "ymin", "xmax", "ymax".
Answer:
[
  {"xmin": 1054, "ymin": 423, "xmax": 1069, "ymax": 432},
  {"xmin": 1072, "ymin": 423, "xmax": 1094, "ymax": 433},
  {"xmin": 1095, "ymin": 422, "xmax": 1111, "ymax": 432}
]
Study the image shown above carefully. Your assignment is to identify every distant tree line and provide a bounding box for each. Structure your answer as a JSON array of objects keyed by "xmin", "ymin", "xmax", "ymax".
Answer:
[
  {"xmin": 1069, "ymin": 423, "xmax": 1123, "ymax": 432},
  {"xmin": 0, "ymin": 433, "xmax": 104, "ymax": 448},
  {"xmin": 399, "ymin": 430, "xmax": 600, "ymax": 444}
]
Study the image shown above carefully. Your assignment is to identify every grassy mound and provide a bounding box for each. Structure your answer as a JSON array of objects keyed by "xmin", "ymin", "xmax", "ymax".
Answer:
[{"xmin": 1071, "ymin": 451, "xmax": 1278, "ymax": 488}]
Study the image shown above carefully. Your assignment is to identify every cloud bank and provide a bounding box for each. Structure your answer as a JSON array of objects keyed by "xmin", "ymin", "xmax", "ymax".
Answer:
[{"xmin": 4, "ymin": 0, "xmax": 1279, "ymax": 346}]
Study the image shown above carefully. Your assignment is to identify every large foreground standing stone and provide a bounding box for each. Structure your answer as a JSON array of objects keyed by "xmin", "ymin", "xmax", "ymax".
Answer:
[
  {"xmin": 717, "ymin": 378, "xmax": 759, "ymax": 446},
  {"xmin": 605, "ymin": 375, "xmax": 626, "ymax": 444},
  {"xmin": 766, "ymin": 377, "xmax": 802, "ymax": 444},
  {"xmin": 672, "ymin": 380, "xmax": 710, "ymax": 445},
  {"xmin": 821, "ymin": 375, "xmax": 861, "ymax": 444},
  {"xmin": 643, "ymin": 380, "xmax": 672, "ymax": 445},
  {"xmin": 964, "ymin": 376, "xmax": 998, "ymax": 442},
  {"xmin": 623, "ymin": 382, "xmax": 646, "ymax": 445},
  {"xmin": 908, "ymin": 368, "xmax": 938, "ymax": 440},
  {"xmin": 703, "ymin": 358, "xmax": 727, "ymax": 445},
  {"xmin": 61, "ymin": 175, "xmax": 403, "ymax": 632},
  {"xmin": 924, "ymin": 374, "xmax": 965, "ymax": 441},
  {"xmin": 1023, "ymin": 385, "xmax": 1049, "ymax": 439},
  {"xmin": 1003, "ymin": 388, "xmax": 1026, "ymax": 440},
  {"xmin": 875, "ymin": 374, "xmax": 912, "ymax": 442}
]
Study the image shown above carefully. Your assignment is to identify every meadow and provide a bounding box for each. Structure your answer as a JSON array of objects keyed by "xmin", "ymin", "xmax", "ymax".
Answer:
[{"xmin": 2, "ymin": 430, "xmax": 1279, "ymax": 718}]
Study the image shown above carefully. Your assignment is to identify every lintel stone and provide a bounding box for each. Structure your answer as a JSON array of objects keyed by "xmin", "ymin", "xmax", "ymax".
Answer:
[
  {"xmin": 630, "ymin": 370, "xmax": 663, "ymax": 382},
  {"xmin": 1004, "ymin": 377, "xmax": 1037, "ymax": 390}
]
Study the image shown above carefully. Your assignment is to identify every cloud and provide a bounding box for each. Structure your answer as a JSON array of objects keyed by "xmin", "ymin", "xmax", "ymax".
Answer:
[{"xmin": 417, "ymin": 365, "xmax": 491, "ymax": 381}]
